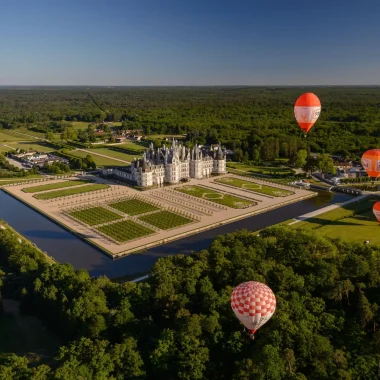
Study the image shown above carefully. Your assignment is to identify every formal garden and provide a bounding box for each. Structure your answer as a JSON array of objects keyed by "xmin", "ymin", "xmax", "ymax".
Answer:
[
  {"xmin": 176, "ymin": 185, "xmax": 256, "ymax": 209},
  {"xmin": 33, "ymin": 184, "xmax": 109, "ymax": 199},
  {"xmin": 96, "ymin": 219, "xmax": 155, "ymax": 243},
  {"xmin": 67, "ymin": 206, "xmax": 123, "ymax": 226},
  {"xmin": 108, "ymin": 197, "xmax": 160, "ymax": 216},
  {"xmin": 215, "ymin": 176, "xmax": 294, "ymax": 197},
  {"xmin": 139, "ymin": 210, "xmax": 193, "ymax": 230}
]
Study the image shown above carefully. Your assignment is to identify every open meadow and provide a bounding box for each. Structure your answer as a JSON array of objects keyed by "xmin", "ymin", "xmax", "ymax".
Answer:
[
  {"xmin": 287, "ymin": 197, "xmax": 380, "ymax": 244},
  {"xmin": 68, "ymin": 149, "xmax": 127, "ymax": 167}
]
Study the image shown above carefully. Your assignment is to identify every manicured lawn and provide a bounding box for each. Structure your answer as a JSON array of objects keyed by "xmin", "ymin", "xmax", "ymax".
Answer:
[
  {"xmin": 97, "ymin": 219, "xmax": 155, "ymax": 243},
  {"xmin": 290, "ymin": 197, "xmax": 380, "ymax": 244},
  {"xmin": 68, "ymin": 206, "xmax": 123, "ymax": 226},
  {"xmin": 68, "ymin": 150, "xmax": 126, "ymax": 167},
  {"xmin": 0, "ymin": 301, "xmax": 60, "ymax": 363},
  {"xmin": 34, "ymin": 183, "xmax": 109, "ymax": 199},
  {"xmin": 118, "ymin": 141, "xmax": 149, "ymax": 151},
  {"xmin": 215, "ymin": 177, "xmax": 293, "ymax": 197},
  {"xmin": 22, "ymin": 180, "xmax": 90, "ymax": 193},
  {"xmin": 176, "ymin": 185, "xmax": 256, "ymax": 209},
  {"xmin": 139, "ymin": 210, "xmax": 193, "ymax": 230},
  {"xmin": 109, "ymin": 198, "xmax": 160, "ymax": 215},
  {"xmin": 0, "ymin": 175, "xmax": 43, "ymax": 186}
]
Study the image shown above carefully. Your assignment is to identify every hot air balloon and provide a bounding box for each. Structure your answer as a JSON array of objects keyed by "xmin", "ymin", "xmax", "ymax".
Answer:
[
  {"xmin": 294, "ymin": 93, "xmax": 321, "ymax": 134},
  {"xmin": 231, "ymin": 281, "xmax": 276, "ymax": 340},
  {"xmin": 361, "ymin": 149, "xmax": 380, "ymax": 178},
  {"xmin": 373, "ymin": 202, "xmax": 380, "ymax": 222}
]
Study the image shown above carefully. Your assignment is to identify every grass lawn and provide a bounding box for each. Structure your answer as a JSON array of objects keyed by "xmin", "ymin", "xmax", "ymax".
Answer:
[
  {"xmin": 6, "ymin": 141, "xmax": 56, "ymax": 153},
  {"xmin": 109, "ymin": 198, "xmax": 160, "ymax": 215},
  {"xmin": 139, "ymin": 210, "xmax": 193, "ymax": 230},
  {"xmin": 87, "ymin": 147, "xmax": 135, "ymax": 162},
  {"xmin": 176, "ymin": 185, "xmax": 256, "ymax": 209},
  {"xmin": 97, "ymin": 219, "xmax": 155, "ymax": 243},
  {"xmin": 0, "ymin": 175, "xmax": 43, "ymax": 186},
  {"xmin": 22, "ymin": 180, "xmax": 91, "ymax": 193},
  {"xmin": 290, "ymin": 197, "xmax": 380, "ymax": 244},
  {"xmin": 68, "ymin": 206, "xmax": 123, "ymax": 226},
  {"xmin": 0, "ymin": 300, "xmax": 60, "ymax": 364},
  {"xmin": 34, "ymin": 183, "xmax": 109, "ymax": 199},
  {"xmin": 0, "ymin": 131, "xmax": 28, "ymax": 142},
  {"xmin": 215, "ymin": 177, "xmax": 293, "ymax": 197},
  {"xmin": 69, "ymin": 150, "xmax": 126, "ymax": 167}
]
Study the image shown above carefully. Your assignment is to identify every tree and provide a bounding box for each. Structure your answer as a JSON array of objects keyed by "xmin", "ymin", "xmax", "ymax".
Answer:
[
  {"xmin": 316, "ymin": 154, "xmax": 335, "ymax": 175},
  {"xmin": 295, "ymin": 149, "xmax": 307, "ymax": 169}
]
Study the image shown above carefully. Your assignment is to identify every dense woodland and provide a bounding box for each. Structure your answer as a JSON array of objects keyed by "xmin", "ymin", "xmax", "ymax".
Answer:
[
  {"xmin": 1, "ymin": 87, "xmax": 380, "ymax": 160},
  {"xmin": 1, "ymin": 223, "xmax": 380, "ymax": 379}
]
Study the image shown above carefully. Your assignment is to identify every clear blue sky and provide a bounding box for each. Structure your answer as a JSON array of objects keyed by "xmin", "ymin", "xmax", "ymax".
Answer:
[{"xmin": 0, "ymin": 0, "xmax": 379, "ymax": 85}]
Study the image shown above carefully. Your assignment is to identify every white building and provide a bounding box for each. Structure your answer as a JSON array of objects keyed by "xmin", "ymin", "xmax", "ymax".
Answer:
[{"xmin": 103, "ymin": 139, "xmax": 227, "ymax": 187}]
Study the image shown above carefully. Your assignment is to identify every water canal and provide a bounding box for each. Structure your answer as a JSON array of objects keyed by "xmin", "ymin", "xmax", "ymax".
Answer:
[{"xmin": 0, "ymin": 190, "xmax": 352, "ymax": 278}]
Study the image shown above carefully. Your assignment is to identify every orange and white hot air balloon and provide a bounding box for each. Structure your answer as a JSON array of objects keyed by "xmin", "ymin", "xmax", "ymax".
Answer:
[
  {"xmin": 361, "ymin": 149, "xmax": 380, "ymax": 178},
  {"xmin": 294, "ymin": 93, "xmax": 321, "ymax": 134},
  {"xmin": 373, "ymin": 202, "xmax": 380, "ymax": 222},
  {"xmin": 231, "ymin": 281, "xmax": 276, "ymax": 340}
]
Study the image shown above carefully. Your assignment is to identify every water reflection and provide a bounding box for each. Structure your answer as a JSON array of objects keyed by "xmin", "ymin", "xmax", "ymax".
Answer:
[{"xmin": 0, "ymin": 190, "xmax": 351, "ymax": 278}]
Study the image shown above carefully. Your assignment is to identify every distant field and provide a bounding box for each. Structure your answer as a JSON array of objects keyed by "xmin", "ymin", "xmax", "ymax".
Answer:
[
  {"xmin": 215, "ymin": 177, "xmax": 293, "ymax": 197},
  {"xmin": 6, "ymin": 141, "xmax": 56, "ymax": 153},
  {"xmin": 227, "ymin": 162, "xmax": 292, "ymax": 176},
  {"xmin": 68, "ymin": 150, "xmax": 126, "ymax": 167},
  {"xmin": 139, "ymin": 210, "xmax": 193, "ymax": 230},
  {"xmin": 0, "ymin": 131, "xmax": 27, "ymax": 142},
  {"xmin": 146, "ymin": 134, "xmax": 186, "ymax": 140},
  {"xmin": 68, "ymin": 206, "xmax": 123, "ymax": 226},
  {"xmin": 97, "ymin": 219, "xmax": 155, "ymax": 243},
  {"xmin": 22, "ymin": 180, "xmax": 90, "ymax": 193},
  {"xmin": 87, "ymin": 147, "xmax": 134, "ymax": 162},
  {"xmin": 176, "ymin": 185, "xmax": 256, "ymax": 209},
  {"xmin": 288, "ymin": 197, "xmax": 380, "ymax": 244},
  {"xmin": 109, "ymin": 198, "xmax": 160, "ymax": 215},
  {"xmin": 34, "ymin": 183, "xmax": 109, "ymax": 199}
]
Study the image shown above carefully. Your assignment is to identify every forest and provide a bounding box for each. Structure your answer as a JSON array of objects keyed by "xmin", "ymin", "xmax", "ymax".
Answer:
[
  {"xmin": 1, "ymin": 223, "xmax": 380, "ymax": 379},
  {"xmin": 1, "ymin": 86, "xmax": 380, "ymax": 159}
]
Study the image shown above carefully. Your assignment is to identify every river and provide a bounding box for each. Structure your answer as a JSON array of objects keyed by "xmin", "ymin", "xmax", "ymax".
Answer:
[{"xmin": 0, "ymin": 190, "xmax": 351, "ymax": 278}]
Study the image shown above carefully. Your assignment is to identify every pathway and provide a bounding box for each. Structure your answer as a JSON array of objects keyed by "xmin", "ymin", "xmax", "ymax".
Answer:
[{"xmin": 288, "ymin": 194, "xmax": 369, "ymax": 225}]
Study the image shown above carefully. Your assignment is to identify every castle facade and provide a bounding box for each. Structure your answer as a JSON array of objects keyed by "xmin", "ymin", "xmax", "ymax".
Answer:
[{"xmin": 102, "ymin": 140, "xmax": 227, "ymax": 187}]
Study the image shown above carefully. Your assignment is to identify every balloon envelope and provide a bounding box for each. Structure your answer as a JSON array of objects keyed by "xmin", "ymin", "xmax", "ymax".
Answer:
[
  {"xmin": 373, "ymin": 202, "xmax": 380, "ymax": 222},
  {"xmin": 361, "ymin": 149, "xmax": 380, "ymax": 178},
  {"xmin": 231, "ymin": 281, "xmax": 276, "ymax": 337},
  {"xmin": 294, "ymin": 93, "xmax": 321, "ymax": 134}
]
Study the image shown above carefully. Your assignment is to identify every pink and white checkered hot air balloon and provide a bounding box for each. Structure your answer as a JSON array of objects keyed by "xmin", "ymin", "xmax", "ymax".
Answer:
[{"xmin": 231, "ymin": 281, "xmax": 276, "ymax": 340}]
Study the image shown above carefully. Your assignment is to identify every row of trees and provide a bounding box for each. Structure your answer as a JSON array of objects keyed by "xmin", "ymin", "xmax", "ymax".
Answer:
[
  {"xmin": 2, "ymin": 87, "xmax": 380, "ymax": 158},
  {"xmin": 2, "ymin": 222, "xmax": 380, "ymax": 378}
]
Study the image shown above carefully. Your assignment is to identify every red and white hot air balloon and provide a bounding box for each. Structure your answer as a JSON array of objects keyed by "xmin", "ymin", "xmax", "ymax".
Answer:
[
  {"xmin": 231, "ymin": 281, "xmax": 276, "ymax": 340},
  {"xmin": 373, "ymin": 202, "xmax": 380, "ymax": 222},
  {"xmin": 294, "ymin": 93, "xmax": 321, "ymax": 135},
  {"xmin": 361, "ymin": 149, "xmax": 380, "ymax": 178}
]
